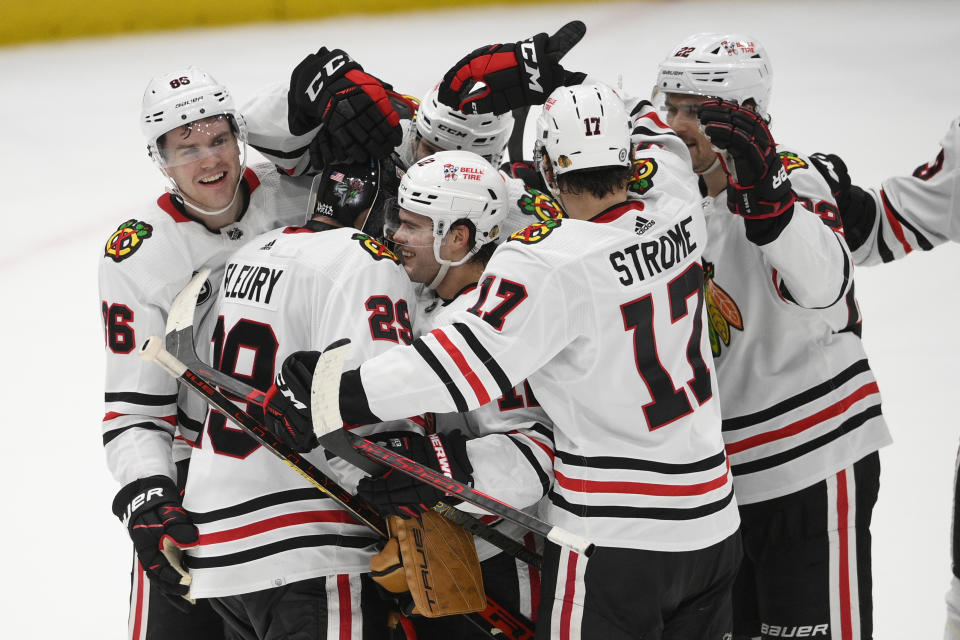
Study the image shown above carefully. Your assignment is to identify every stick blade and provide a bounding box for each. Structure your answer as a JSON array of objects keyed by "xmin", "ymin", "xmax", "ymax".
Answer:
[
  {"xmin": 310, "ymin": 339, "xmax": 352, "ymax": 436},
  {"xmin": 166, "ymin": 268, "xmax": 211, "ymax": 336}
]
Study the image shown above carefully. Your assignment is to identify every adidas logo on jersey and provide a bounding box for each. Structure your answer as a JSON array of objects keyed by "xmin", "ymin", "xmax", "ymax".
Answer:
[
  {"xmin": 260, "ymin": 239, "xmax": 276, "ymax": 251},
  {"xmin": 634, "ymin": 216, "xmax": 654, "ymax": 236}
]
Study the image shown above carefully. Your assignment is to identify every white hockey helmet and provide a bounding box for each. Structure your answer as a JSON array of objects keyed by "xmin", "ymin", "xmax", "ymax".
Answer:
[
  {"xmin": 141, "ymin": 66, "xmax": 247, "ymax": 167},
  {"xmin": 655, "ymin": 33, "xmax": 773, "ymax": 117},
  {"xmin": 396, "ymin": 150, "xmax": 508, "ymax": 268},
  {"xmin": 534, "ymin": 83, "xmax": 632, "ymax": 192},
  {"xmin": 415, "ymin": 84, "xmax": 513, "ymax": 165}
]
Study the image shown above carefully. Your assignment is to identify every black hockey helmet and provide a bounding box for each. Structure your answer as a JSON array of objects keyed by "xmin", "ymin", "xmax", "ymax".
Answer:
[{"xmin": 307, "ymin": 153, "xmax": 407, "ymax": 238}]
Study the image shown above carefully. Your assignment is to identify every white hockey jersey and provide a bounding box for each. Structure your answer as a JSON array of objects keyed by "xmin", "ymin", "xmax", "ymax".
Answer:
[
  {"xmin": 847, "ymin": 116, "xmax": 960, "ymax": 265},
  {"xmin": 99, "ymin": 165, "xmax": 311, "ymax": 487},
  {"xmin": 414, "ymin": 287, "xmax": 555, "ymax": 561},
  {"xmin": 182, "ymin": 221, "xmax": 418, "ymax": 598},
  {"xmin": 341, "ymin": 199, "xmax": 740, "ymax": 553},
  {"xmin": 702, "ymin": 146, "xmax": 893, "ymax": 505}
]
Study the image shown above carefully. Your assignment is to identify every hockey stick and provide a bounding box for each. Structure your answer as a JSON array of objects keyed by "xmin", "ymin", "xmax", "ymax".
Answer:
[
  {"xmin": 140, "ymin": 337, "xmax": 533, "ymax": 640},
  {"xmin": 167, "ymin": 270, "xmax": 543, "ymax": 569},
  {"xmin": 308, "ymin": 351, "xmax": 594, "ymax": 558}
]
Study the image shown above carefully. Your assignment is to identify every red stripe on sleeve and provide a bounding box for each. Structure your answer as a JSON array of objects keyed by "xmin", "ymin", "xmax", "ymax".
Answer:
[
  {"xmin": 879, "ymin": 189, "xmax": 913, "ymax": 255},
  {"xmin": 429, "ymin": 328, "xmax": 491, "ymax": 405}
]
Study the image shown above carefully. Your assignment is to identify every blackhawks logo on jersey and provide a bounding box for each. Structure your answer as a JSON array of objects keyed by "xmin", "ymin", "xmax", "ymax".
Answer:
[
  {"xmin": 105, "ymin": 219, "xmax": 153, "ymax": 262},
  {"xmin": 628, "ymin": 158, "xmax": 659, "ymax": 195},
  {"xmin": 704, "ymin": 261, "xmax": 743, "ymax": 357},
  {"xmin": 517, "ymin": 187, "xmax": 564, "ymax": 222},
  {"xmin": 779, "ymin": 151, "xmax": 808, "ymax": 173},
  {"xmin": 352, "ymin": 233, "xmax": 400, "ymax": 264},
  {"xmin": 508, "ymin": 218, "xmax": 562, "ymax": 244}
]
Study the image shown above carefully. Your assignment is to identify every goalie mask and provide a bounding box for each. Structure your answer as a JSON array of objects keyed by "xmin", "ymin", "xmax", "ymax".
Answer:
[
  {"xmin": 389, "ymin": 150, "xmax": 507, "ymax": 288},
  {"xmin": 308, "ymin": 153, "xmax": 408, "ymax": 237},
  {"xmin": 654, "ymin": 33, "xmax": 773, "ymax": 118},
  {"xmin": 415, "ymin": 84, "xmax": 513, "ymax": 165},
  {"xmin": 140, "ymin": 66, "xmax": 249, "ymax": 216},
  {"xmin": 533, "ymin": 83, "xmax": 632, "ymax": 197}
]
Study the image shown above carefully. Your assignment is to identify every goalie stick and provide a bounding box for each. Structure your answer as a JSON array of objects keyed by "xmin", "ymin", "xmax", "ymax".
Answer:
[
  {"xmin": 166, "ymin": 269, "xmax": 542, "ymax": 569},
  {"xmin": 140, "ymin": 337, "xmax": 534, "ymax": 640}
]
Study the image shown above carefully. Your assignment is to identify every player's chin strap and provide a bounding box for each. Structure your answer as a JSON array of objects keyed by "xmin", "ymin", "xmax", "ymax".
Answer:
[
  {"xmin": 426, "ymin": 261, "xmax": 451, "ymax": 291},
  {"xmin": 696, "ymin": 154, "xmax": 724, "ymax": 179},
  {"xmin": 160, "ymin": 140, "xmax": 250, "ymax": 217}
]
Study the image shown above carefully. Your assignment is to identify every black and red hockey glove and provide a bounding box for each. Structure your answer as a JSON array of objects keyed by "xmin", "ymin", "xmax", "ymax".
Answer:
[
  {"xmin": 697, "ymin": 98, "xmax": 796, "ymax": 221},
  {"xmin": 288, "ymin": 47, "xmax": 404, "ymax": 163},
  {"xmin": 437, "ymin": 21, "xmax": 587, "ymax": 115},
  {"xmin": 356, "ymin": 431, "xmax": 473, "ymax": 519},
  {"xmin": 112, "ymin": 476, "xmax": 197, "ymax": 599},
  {"xmin": 261, "ymin": 350, "xmax": 321, "ymax": 452},
  {"xmin": 809, "ymin": 151, "xmax": 877, "ymax": 252}
]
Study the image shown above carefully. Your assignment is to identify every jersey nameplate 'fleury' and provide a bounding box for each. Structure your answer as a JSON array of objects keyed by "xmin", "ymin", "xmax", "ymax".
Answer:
[{"xmin": 182, "ymin": 222, "xmax": 417, "ymax": 598}]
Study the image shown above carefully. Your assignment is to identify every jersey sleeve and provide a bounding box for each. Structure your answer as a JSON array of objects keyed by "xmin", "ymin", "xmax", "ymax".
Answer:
[
  {"xmin": 463, "ymin": 422, "xmax": 555, "ymax": 512},
  {"xmin": 854, "ymin": 116, "xmax": 960, "ymax": 264},
  {"xmin": 99, "ymin": 249, "xmax": 183, "ymax": 486},
  {"xmin": 749, "ymin": 150, "xmax": 853, "ymax": 312},
  {"xmin": 342, "ymin": 240, "xmax": 583, "ymax": 424},
  {"xmin": 242, "ymin": 81, "xmax": 316, "ymax": 177}
]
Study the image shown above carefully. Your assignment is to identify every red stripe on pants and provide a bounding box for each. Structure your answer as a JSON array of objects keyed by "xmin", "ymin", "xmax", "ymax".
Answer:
[
  {"xmin": 560, "ymin": 551, "xmax": 578, "ymax": 640},
  {"xmin": 338, "ymin": 575, "xmax": 352, "ymax": 640},
  {"xmin": 130, "ymin": 560, "xmax": 145, "ymax": 640},
  {"xmin": 837, "ymin": 470, "xmax": 853, "ymax": 640}
]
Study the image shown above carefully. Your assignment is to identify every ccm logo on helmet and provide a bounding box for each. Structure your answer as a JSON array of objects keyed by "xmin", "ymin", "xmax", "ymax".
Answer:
[{"xmin": 437, "ymin": 123, "xmax": 467, "ymax": 138}]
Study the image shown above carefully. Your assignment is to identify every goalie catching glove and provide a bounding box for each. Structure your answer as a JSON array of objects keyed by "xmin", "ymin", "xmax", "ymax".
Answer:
[
  {"xmin": 437, "ymin": 20, "xmax": 587, "ymax": 115},
  {"xmin": 697, "ymin": 98, "xmax": 796, "ymax": 222},
  {"xmin": 288, "ymin": 47, "xmax": 404, "ymax": 163},
  {"xmin": 112, "ymin": 476, "xmax": 197, "ymax": 600},
  {"xmin": 357, "ymin": 431, "xmax": 473, "ymax": 518},
  {"xmin": 369, "ymin": 513, "xmax": 486, "ymax": 617}
]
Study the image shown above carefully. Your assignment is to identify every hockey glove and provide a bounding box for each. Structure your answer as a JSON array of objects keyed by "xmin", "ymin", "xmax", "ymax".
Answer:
[
  {"xmin": 357, "ymin": 431, "xmax": 473, "ymax": 519},
  {"xmin": 112, "ymin": 476, "xmax": 197, "ymax": 599},
  {"xmin": 437, "ymin": 21, "xmax": 587, "ymax": 115},
  {"xmin": 288, "ymin": 47, "xmax": 404, "ymax": 163},
  {"xmin": 697, "ymin": 98, "xmax": 796, "ymax": 220},
  {"xmin": 261, "ymin": 350, "xmax": 321, "ymax": 452},
  {"xmin": 810, "ymin": 152, "xmax": 877, "ymax": 251}
]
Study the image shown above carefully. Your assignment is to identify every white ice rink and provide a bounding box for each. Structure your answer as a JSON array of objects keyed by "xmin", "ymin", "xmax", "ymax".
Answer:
[{"xmin": 1, "ymin": 1, "xmax": 957, "ymax": 637}]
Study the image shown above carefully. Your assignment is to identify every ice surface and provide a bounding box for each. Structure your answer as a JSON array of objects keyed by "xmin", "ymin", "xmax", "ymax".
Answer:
[{"xmin": 1, "ymin": 1, "xmax": 957, "ymax": 636}]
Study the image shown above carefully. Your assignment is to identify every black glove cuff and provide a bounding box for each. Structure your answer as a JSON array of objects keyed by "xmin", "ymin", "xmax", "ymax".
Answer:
[
  {"xmin": 744, "ymin": 204, "xmax": 795, "ymax": 246},
  {"xmin": 112, "ymin": 475, "xmax": 180, "ymax": 523}
]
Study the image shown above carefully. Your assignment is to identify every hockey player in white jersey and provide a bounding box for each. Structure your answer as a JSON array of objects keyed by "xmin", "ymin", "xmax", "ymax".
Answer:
[
  {"xmin": 179, "ymin": 156, "xmax": 417, "ymax": 639},
  {"xmin": 654, "ymin": 33, "xmax": 892, "ymax": 639},
  {"xmin": 100, "ymin": 66, "xmax": 314, "ymax": 640},
  {"xmin": 269, "ymin": 83, "xmax": 742, "ymax": 640},
  {"xmin": 351, "ymin": 150, "xmax": 555, "ymax": 635},
  {"xmin": 809, "ymin": 121, "xmax": 960, "ymax": 639}
]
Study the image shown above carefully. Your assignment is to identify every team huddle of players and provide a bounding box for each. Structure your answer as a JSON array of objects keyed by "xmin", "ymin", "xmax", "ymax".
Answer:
[{"xmin": 100, "ymin": 20, "xmax": 960, "ymax": 640}]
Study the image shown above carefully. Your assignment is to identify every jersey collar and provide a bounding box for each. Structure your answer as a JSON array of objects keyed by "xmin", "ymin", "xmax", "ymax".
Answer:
[{"xmin": 589, "ymin": 200, "xmax": 643, "ymax": 224}]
